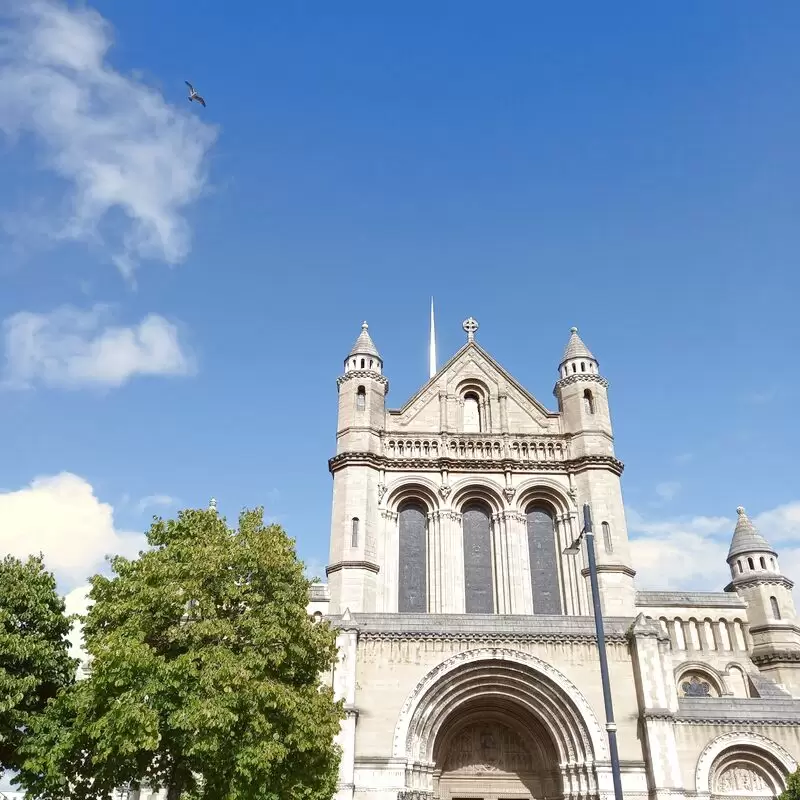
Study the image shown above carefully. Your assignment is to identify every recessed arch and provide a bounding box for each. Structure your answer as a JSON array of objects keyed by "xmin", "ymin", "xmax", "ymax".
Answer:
[
  {"xmin": 449, "ymin": 477, "xmax": 505, "ymax": 515},
  {"xmin": 514, "ymin": 478, "xmax": 574, "ymax": 517},
  {"xmin": 674, "ymin": 661, "xmax": 726, "ymax": 697},
  {"xmin": 384, "ymin": 476, "xmax": 441, "ymax": 514},
  {"xmin": 393, "ymin": 648, "xmax": 607, "ymax": 796},
  {"xmin": 695, "ymin": 732, "xmax": 796, "ymax": 797}
]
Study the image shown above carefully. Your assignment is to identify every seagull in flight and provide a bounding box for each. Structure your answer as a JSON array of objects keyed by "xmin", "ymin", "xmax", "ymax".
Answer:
[{"xmin": 185, "ymin": 81, "xmax": 206, "ymax": 107}]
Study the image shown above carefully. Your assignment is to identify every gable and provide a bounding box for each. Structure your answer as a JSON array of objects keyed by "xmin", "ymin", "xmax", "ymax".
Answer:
[{"xmin": 387, "ymin": 343, "xmax": 559, "ymax": 434}]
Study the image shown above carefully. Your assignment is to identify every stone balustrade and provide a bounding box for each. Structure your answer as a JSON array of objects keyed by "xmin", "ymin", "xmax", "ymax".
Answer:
[{"xmin": 382, "ymin": 433, "xmax": 569, "ymax": 463}]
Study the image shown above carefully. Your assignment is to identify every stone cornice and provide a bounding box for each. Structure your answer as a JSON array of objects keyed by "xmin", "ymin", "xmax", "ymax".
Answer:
[
  {"xmin": 337, "ymin": 370, "xmax": 390, "ymax": 395},
  {"xmin": 725, "ymin": 575, "xmax": 795, "ymax": 592},
  {"xmin": 582, "ymin": 564, "xmax": 637, "ymax": 579},
  {"xmin": 357, "ymin": 630, "xmax": 629, "ymax": 646},
  {"xmin": 553, "ymin": 373, "xmax": 610, "ymax": 394},
  {"xmin": 675, "ymin": 697, "xmax": 800, "ymax": 726},
  {"xmin": 325, "ymin": 560, "xmax": 381, "ymax": 576},
  {"xmin": 328, "ymin": 451, "xmax": 624, "ymax": 476},
  {"xmin": 635, "ymin": 590, "xmax": 747, "ymax": 609},
  {"xmin": 751, "ymin": 649, "xmax": 800, "ymax": 666}
]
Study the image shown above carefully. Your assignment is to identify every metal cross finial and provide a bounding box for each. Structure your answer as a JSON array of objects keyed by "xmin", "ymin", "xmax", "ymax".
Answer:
[{"xmin": 462, "ymin": 316, "xmax": 479, "ymax": 342}]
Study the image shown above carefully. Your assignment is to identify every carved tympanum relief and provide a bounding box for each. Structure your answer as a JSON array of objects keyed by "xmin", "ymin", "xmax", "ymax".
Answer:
[
  {"xmin": 442, "ymin": 722, "xmax": 533, "ymax": 774},
  {"xmin": 714, "ymin": 765, "xmax": 771, "ymax": 795}
]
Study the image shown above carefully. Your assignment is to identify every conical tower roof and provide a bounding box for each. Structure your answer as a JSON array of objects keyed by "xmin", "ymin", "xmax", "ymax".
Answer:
[
  {"xmin": 728, "ymin": 506, "xmax": 775, "ymax": 560},
  {"xmin": 348, "ymin": 321, "xmax": 381, "ymax": 359},
  {"xmin": 561, "ymin": 326, "xmax": 595, "ymax": 365}
]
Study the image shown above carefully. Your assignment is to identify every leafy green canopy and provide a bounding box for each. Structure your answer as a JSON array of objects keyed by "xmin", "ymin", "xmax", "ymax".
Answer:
[
  {"xmin": 17, "ymin": 508, "xmax": 343, "ymax": 800},
  {"xmin": 780, "ymin": 767, "xmax": 800, "ymax": 800},
  {"xmin": 0, "ymin": 554, "xmax": 77, "ymax": 773}
]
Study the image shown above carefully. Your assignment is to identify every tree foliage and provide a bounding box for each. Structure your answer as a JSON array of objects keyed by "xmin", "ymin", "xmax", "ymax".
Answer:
[
  {"xmin": 780, "ymin": 767, "xmax": 800, "ymax": 800},
  {"xmin": 0, "ymin": 554, "xmax": 77, "ymax": 773},
  {"xmin": 16, "ymin": 507, "xmax": 343, "ymax": 800}
]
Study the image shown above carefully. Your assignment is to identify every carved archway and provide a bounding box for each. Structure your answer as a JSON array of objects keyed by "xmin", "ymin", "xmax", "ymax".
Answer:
[
  {"xmin": 393, "ymin": 648, "xmax": 607, "ymax": 799},
  {"xmin": 695, "ymin": 733, "xmax": 796, "ymax": 799}
]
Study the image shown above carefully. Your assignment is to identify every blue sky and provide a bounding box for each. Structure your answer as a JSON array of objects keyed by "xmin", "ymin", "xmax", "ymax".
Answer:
[{"xmin": 1, "ymin": 0, "xmax": 799, "ymax": 608}]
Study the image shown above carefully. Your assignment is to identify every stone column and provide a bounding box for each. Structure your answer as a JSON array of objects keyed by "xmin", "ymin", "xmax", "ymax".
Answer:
[
  {"xmin": 427, "ymin": 510, "xmax": 443, "ymax": 613},
  {"xmin": 333, "ymin": 621, "xmax": 358, "ymax": 800},
  {"xmin": 380, "ymin": 510, "xmax": 398, "ymax": 613},
  {"xmin": 499, "ymin": 392, "xmax": 509, "ymax": 433},
  {"xmin": 439, "ymin": 391, "xmax": 448, "ymax": 433},
  {"xmin": 439, "ymin": 510, "xmax": 464, "ymax": 613},
  {"xmin": 628, "ymin": 614, "xmax": 682, "ymax": 800},
  {"xmin": 492, "ymin": 512, "xmax": 511, "ymax": 613},
  {"xmin": 503, "ymin": 510, "xmax": 530, "ymax": 614}
]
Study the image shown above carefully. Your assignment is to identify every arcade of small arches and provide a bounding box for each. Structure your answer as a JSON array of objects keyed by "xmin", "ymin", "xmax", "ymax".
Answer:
[{"xmin": 381, "ymin": 480, "xmax": 615, "ymax": 616}]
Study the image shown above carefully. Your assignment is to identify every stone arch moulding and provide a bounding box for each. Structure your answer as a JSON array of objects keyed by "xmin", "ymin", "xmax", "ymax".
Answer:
[
  {"xmin": 448, "ymin": 477, "xmax": 506, "ymax": 514},
  {"xmin": 515, "ymin": 476, "xmax": 575, "ymax": 516},
  {"xmin": 392, "ymin": 647, "xmax": 608, "ymax": 765},
  {"xmin": 674, "ymin": 661, "xmax": 728, "ymax": 697},
  {"xmin": 694, "ymin": 732, "xmax": 797, "ymax": 797},
  {"xmin": 384, "ymin": 476, "xmax": 441, "ymax": 513}
]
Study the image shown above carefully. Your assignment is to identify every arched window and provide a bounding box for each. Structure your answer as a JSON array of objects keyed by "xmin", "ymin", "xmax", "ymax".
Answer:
[
  {"xmin": 583, "ymin": 389, "xmax": 595, "ymax": 415},
  {"xmin": 356, "ymin": 385, "xmax": 366, "ymax": 411},
  {"xmin": 737, "ymin": 559, "xmax": 743, "ymax": 574},
  {"xmin": 747, "ymin": 557, "xmax": 755, "ymax": 570},
  {"xmin": 759, "ymin": 556, "xmax": 766, "ymax": 569},
  {"xmin": 526, "ymin": 505, "xmax": 562, "ymax": 614},
  {"xmin": 580, "ymin": 361, "xmax": 585, "ymax": 372},
  {"xmin": 770, "ymin": 557, "xmax": 776, "ymax": 570},
  {"xmin": 369, "ymin": 359, "xmax": 373, "ymax": 368},
  {"xmin": 351, "ymin": 517, "xmax": 359, "ymax": 547},
  {"xmin": 601, "ymin": 521, "xmax": 613, "ymax": 554},
  {"xmin": 360, "ymin": 358, "xmax": 365, "ymax": 369},
  {"xmin": 463, "ymin": 393, "xmax": 481, "ymax": 432},
  {"xmin": 770, "ymin": 596, "xmax": 781, "ymax": 620},
  {"xmin": 462, "ymin": 502, "xmax": 494, "ymax": 613},
  {"xmin": 398, "ymin": 502, "xmax": 427, "ymax": 612}
]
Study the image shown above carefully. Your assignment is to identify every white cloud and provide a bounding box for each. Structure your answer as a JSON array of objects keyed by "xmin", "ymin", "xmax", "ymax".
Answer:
[
  {"xmin": 0, "ymin": 472, "xmax": 144, "ymax": 588},
  {"xmin": 655, "ymin": 481, "xmax": 681, "ymax": 502},
  {"xmin": 0, "ymin": 0, "xmax": 216, "ymax": 276},
  {"xmin": 137, "ymin": 494, "xmax": 177, "ymax": 513},
  {"xmin": 3, "ymin": 304, "xmax": 194, "ymax": 389},
  {"xmin": 628, "ymin": 503, "xmax": 800, "ymax": 606}
]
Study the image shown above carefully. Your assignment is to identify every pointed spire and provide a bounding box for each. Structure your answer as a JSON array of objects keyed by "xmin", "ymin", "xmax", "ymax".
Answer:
[
  {"xmin": 429, "ymin": 297, "xmax": 437, "ymax": 379},
  {"xmin": 561, "ymin": 326, "xmax": 596, "ymax": 364},
  {"xmin": 348, "ymin": 321, "xmax": 381, "ymax": 359},
  {"xmin": 728, "ymin": 506, "xmax": 775, "ymax": 560}
]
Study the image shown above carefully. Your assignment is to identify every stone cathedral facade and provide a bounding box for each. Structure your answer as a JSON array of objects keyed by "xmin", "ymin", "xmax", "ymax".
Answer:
[{"xmin": 307, "ymin": 318, "xmax": 800, "ymax": 800}]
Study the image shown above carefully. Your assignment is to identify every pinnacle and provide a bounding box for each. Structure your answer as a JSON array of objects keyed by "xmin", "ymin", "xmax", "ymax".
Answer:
[
  {"xmin": 348, "ymin": 320, "xmax": 381, "ymax": 359},
  {"xmin": 561, "ymin": 326, "xmax": 595, "ymax": 365},
  {"xmin": 728, "ymin": 506, "xmax": 775, "ymax": 560}
]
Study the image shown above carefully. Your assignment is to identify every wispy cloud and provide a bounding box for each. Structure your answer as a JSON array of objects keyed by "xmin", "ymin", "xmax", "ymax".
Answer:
[
  {"xmin": 628, "ymin": 502, "xmax": 800, "ymax": 606},
  {"xmin": 654, "ymin": 481, "xmax": 681, "ymax": 503},
  {"xmin": 0, "ymin": 0, "xmax": 217, "ymax": 277},
  {"xmin": 674, "ymin": 452, "xmax": 694, "ymax": 465},
  {"xmin": 137, "ymin": 494, "xmax": 177, "ymax": 513},
  {"xmin": 3, "ymin": 304, "xmax": 195, "ymax": 389}
]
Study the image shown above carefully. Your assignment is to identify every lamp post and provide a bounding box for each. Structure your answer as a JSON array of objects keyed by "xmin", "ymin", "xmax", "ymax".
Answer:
[{"xmin": 563, "ymin": 503, "xmax": 624, "ymax": 800}]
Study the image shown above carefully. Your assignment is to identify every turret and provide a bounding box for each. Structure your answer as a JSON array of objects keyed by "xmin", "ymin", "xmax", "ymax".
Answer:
[
  {"xmin": 327, "ymin": 321, "xmax": 388, "ymax": 614},
  {"xmin": 336, "ymin": 322, "xmax": 388, "ymax": 454},
  {"xmin": 726, "ymin": 507, "xmax": 800, "ymax": 694},
  {"xmin": 554, "ymin": 327, "xmax": 635, "ymax": 616}
]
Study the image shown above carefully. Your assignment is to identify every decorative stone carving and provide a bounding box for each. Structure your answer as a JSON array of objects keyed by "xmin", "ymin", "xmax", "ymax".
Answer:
[
  {"xmin": 377, "ymin": 483, "xmax": 388, "ymax": 503},
  {"xmin": 502, "ymin": 486, "xmax": 516, "ymax": 502},
  {"xmin": 397, "ymin": 792, "xmax": 432, "ymax": 800},
  {"xmin": 443, "ymin": 721, "xmax": 533, "ymax": 774},
  {"xmin": 438, "ymin": 484, "xmax": 451, "ymax": 501},
  {"xmin": 715, "ymin": 766, "xmax": 768, "ymax": 793}
]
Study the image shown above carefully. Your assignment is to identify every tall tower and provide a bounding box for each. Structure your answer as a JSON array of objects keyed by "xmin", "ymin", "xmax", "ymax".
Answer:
[
  {"xmin": 554, "ymin": 327, "xmax": 636, "ymax": 616},
  {"xmin": 726, "ymin": 507, "xmax": 800, "ymax": 693},
  {"xmin": 328, "ymin": 322, "xmax": 388, "ymax": 614}
]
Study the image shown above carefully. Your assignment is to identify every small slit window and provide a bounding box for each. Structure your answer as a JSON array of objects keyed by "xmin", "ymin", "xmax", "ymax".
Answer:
[
  {"xmin": 737, "ymin": 559, "xmax": 743, "ymax": 574},
  {"xmin": 581, "ymin": 361, "xmax": 586, "ymax": 372},
  {"xmin": 748, "ymin": 557, "xmax": 755, "ymax": 570},
  {"xmin": 583, "ymin": 389, "xmax": 595, "ymax": 415},
  {"xmin": 601, "ymin": 521, "xmax": 613, "ymax": 554},
  {"xmin": 760, "ymin": 556, "xmax": 766, "ymax": 569},
  {"xmin": 360, "ymin": 358, "xmax": 365, "ymax": 369},
  {"xmin": 356, "ymin": 385, "xmax": 366, "ymax": 411},
  {"xmin": 770, "ymin": 596, "xmax": 781, "ymax": 620},
  {"xmin": 351, "ymin": 517, "xmax": 359, "ymax": 547}
]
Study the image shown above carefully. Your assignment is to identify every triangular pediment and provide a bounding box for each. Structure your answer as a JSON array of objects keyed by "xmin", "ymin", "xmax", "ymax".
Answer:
[{"xmin": 387, "ymin": 342, "xmax": 559, "ymax": 434}]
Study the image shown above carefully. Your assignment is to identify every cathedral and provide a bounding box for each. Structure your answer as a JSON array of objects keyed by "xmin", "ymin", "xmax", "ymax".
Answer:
[{"xmin": 307, "ymin": 316, "xmax": 800, "ymax": 800}]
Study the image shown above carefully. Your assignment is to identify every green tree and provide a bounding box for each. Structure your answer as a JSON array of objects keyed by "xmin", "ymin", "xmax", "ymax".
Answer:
[
  {"xmin": 17, "ymin": 507, "xmax": 343, "ymax": 800},
  {"xmin": 0, "ymin": 554, "xmax": 77, "ymax": 774},
  {"xmin": 780, "ymin": 767, "xmax": 800, "ymax": 800}
]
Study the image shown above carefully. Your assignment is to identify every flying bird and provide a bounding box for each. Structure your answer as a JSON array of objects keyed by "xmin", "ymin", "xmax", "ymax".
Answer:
[{"xmin": 185, "ymin": 81, "xmax": 206, "ymax": 107}]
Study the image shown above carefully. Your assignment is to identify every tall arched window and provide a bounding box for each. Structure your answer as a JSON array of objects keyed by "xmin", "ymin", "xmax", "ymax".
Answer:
[
  {"xmin": 463, "ymin": 393, "xmax": 481, "ymax": 432},
  {"xmin": 356, "ymin": 385, "xmax": 366, "ymax": 411},
  {"xmin": 462, "ymin": 502, "xmax": 493, "ymax": 613},
  {"xmin": 770, "ymin": 596, "xmax": 781, "ymax": 620},
  {"xmin": 351, "ymin": 517, "xmax": 359, "ymax": 547},
  {"xmin": 583, "ymin": 389, "xmax": 595, "ymax": 415},
  {"xmin": 526, "ymin": 505, "xmax": 562, "ymax": 614},
  {"xmin": 398, "ymin": 502, "xmax": 427, "ymax": 612},
  {"xmin": 601, "ymin": 521, "xmax": 613, "ymax": 554}
]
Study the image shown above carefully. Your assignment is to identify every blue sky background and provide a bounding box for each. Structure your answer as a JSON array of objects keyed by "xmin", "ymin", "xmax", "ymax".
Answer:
[{"xmin": 1, "ymin": 0, "xmax": 799, "ymax": 604}]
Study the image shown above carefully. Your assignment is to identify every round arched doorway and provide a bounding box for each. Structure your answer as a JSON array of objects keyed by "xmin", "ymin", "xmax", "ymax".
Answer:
[
  {"xmin": 393, "ymin": 648, "xmax": 607, "ymax": 800},
  {"xmin": 433, "ymin": 703, "xmax": 561, "ymax": 799}
]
